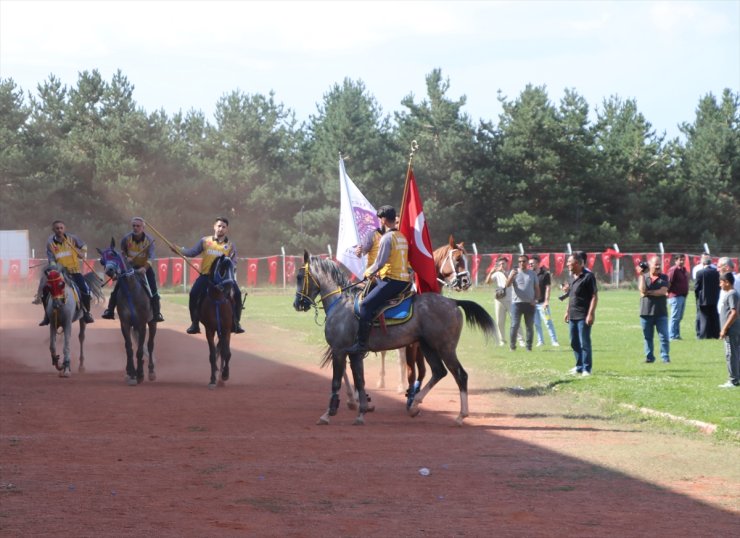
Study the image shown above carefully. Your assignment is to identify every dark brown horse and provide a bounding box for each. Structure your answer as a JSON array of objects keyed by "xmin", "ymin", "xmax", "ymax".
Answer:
[
  {"xmin": 200, "ymin": 255, "xmax": 236, "ymax": 389},
  {"xmin": 294, "ymin": 251, "xmax": 495, "ymax": 426},
  {"xmin": 433, "ymin": 235, "xmax": 471, "ymax": 291}
]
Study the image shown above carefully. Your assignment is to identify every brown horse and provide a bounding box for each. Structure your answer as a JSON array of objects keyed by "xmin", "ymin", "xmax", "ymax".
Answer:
[
  {"xmin": 200, "ymin": 255, "xmax": 235, "ymax": 389},
  {"xmin": 294, "ymin": 251, "xmax": 495, "ymax": 426},
  {"xmin": 433, "ymin": 235, "xmax": 471, "ymax": 291}
]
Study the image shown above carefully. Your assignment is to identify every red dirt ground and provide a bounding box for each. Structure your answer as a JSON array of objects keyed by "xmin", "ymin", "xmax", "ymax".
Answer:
[{"xmin": 1, "ymin": 294, "xmax": 738, "ymax": 537}]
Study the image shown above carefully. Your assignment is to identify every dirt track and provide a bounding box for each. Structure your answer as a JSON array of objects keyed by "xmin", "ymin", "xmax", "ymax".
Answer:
[{"xmin": 1, "ymin": 294, "xmax": 738, "ymax": 537}]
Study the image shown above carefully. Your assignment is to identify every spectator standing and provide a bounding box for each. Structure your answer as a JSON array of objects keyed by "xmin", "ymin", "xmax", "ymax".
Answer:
[
  {"xmin": 639, "ymin": 256, "xmax": 670, "ymax": 363},
  {"xmin": 485, "ymin": 258, "xmax": 510, "ymax": 346},
  {"xmin": 564, "ymin": 252, "xmax": 598, "ymax": 376},
  {"xmin": 506, "ymin": 254, "xmax": 539, "ymax": 351},
  {"xmin": 666, "ymin": 254, "xmax": 689, "ymax": 340},
  {"xmin": 694, "ymin": 254, "xmax": 720, "ymax": 339},
  {"xmin": 717, "ymin": 258, "xmax": 740, "ymax": 314},
  {"xmin": 718, "ymin": 272, "xmax": 740, "ymax": 388},
  {"xmin": 530, "ymin": 255, "xmax": 559, "ymax": 347}
]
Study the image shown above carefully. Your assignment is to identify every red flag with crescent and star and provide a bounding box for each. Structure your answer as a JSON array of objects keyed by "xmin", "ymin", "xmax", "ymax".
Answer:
[
  {"xmin": 247, "ymin": 258, "xmax": 258, "ymax": 287},
  {"xmin": 398, "ymin": 168, "xmax": 439, "ymax": 294},
  {"xmin": 171, "ymin": 258, "xmax": 183, "ymax": 285},
  {"xmin": 158, "ymin": 258, "xmax": 169, "ymax": 286}
]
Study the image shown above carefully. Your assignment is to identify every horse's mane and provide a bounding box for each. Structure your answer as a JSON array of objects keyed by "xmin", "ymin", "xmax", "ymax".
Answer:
[{"xmin": 310, "ymin": 256, "xmax": 357, "ymax": 295}]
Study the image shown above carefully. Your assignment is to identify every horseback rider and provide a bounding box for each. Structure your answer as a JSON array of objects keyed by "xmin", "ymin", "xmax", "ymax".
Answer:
[
  {"xmin": 177, "ymin": 217, "xmax": 245, "ymax": 334},
  {"xmin": 346, "ymin": 205, "xmax": 411, "ymax": 353},
  {"xmin": 39, "ymin": 220, "xmax": 94, "ymax": 325},
  {"xmin": 102, "ymin": 217, "xmax": 165, "ymax": 322}
]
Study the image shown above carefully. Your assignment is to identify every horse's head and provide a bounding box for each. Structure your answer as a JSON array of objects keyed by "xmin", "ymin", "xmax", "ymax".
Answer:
[
  {"xmin": 210, "ymin": 255, "xmax": 236, "ymax": 288},
  {"xmin": 45, "ymin": 269, "xmax": 66, "ymax": 302},
  {"xmin": 436, "ymin": 236, "xmax": 471, "ymax": 291},
  {"xmin": 97, "ymin": 238, "xmax": 128, "ymax": 279},
  {"xmin": 293, "ymin": 250, "xmax": 321, "ymax": 312}
]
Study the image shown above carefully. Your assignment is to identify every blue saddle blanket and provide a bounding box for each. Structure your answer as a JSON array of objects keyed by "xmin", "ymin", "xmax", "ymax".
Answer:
[{"xmin": 354, "ymin": 296, "xmax": 414, "ymax": 322}]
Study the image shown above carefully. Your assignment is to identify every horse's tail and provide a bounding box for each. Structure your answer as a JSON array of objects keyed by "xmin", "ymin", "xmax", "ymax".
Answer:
[
  {"xmin": 320, "ymin": 345, "xmax": 333, "ymax": 369},
  {"xmin": 84, "ymin": 272, "xmax": 105, "ymax": 303},
  {"xmin": 455, "ymin": 300, "xmax": 496, "ymax": 341}
]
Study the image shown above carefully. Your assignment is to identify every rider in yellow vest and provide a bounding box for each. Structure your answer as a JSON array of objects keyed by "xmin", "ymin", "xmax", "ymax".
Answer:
[
  {"xmin": 347, "ymin": 205, "xmax": 411, "ymax": 353},
  {"xmin": 177, "ymin": 217, "xmax": 244, "ymax": 334},
  {"xmin": 39, "ymin": 220, "xmax": 94, "ymax": 325},
  {"xmin": 102, "ymin": 217, "xmax": 165, "ymax": 322}
]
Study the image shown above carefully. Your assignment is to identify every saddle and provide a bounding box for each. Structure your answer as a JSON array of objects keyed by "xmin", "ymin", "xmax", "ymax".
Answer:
[{"xmin": 354, "ymin": 287, "xmax": 416, "ymax": 327}]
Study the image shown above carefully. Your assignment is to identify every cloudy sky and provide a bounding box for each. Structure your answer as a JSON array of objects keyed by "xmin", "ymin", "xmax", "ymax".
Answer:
[{"xmin": 1, "ymin": 1, "xmax": 738, "ymax": 139}]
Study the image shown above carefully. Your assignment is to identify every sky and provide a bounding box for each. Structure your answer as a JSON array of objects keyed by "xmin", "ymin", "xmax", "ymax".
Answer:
[{"xmin": 1, "ymin": 0, "xmax": 738, "ymax": 140}]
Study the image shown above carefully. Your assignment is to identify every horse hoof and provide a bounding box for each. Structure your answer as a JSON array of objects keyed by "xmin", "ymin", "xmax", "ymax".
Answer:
[
  {"xmin": 317, "ymin": 417, "xmax": 330, "ymax": 425},
  {"xmin": 78, "ymin": 366, "xmax": 85, "ymax": 374},
  {"xmin": 455, "ymin": 416, "xmax": 465, "ymax": 426},
  {"xmin": 126, "ymin": 377, "xmax": 137, "ymax": 386},
  {"xmin": 217, "ymin": 379, "xmax": 225, "ymax": 387},
  {"xmin": 347, "ymin": 402, "xmax": 357, "ymax": 411},
  {"xmin": 208, "ymin": 383, "xmax": 216, "ymax": 390},
  {"xmin": 408, "ymin": 406, "xmax": 421, "ymax": 418},
  {"xmin": 137, "ymin": 377, "xmax": 144, "ymax": 384},
  {"xmin": 353, "ymin": 416, "xmax": 365, "ymax": 425},
  {"xmin": 148, "ymin": 372, "xmax": 156, "ymax": 382},
  {"xmin": 366, "ymin": 404, "xmax": 376, "ymax": 413},
  {"xmin": 60, "ymin": 368, "xmax": 71, "ymax": 378}
]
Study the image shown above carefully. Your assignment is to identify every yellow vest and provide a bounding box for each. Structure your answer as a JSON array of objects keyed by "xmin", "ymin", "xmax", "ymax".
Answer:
[
  {"xmin": 200, "ymin": 237, "xmax": 234, "ymax": 274},
  {"xmin": 379, "ymin": 231, "xmax": 410, "ymax": 281},
  {"xmin": 365, "ymin": 229, "xmax": 383, "ymax": 269},
  {"xmin": 49, "ymin": 238, "xmax": 82, "ymax": 274},
  {"xmin": 123, "ymin": 235, "xmax": 152, "ymax": 268}
]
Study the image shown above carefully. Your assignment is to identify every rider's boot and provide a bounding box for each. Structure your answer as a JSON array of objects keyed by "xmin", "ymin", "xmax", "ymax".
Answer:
[
  {"xmin": 39, "ymin": 313, "xmax": 50, "ymax": 326},
  {"xmin": 186, "ymin": 304, "xmax": 200, "ymax": 334},
  {"xmin": 152, "ymin": 295, "xmax": 164, "ymax": 322},
  {"xmin": 346, "ymin": 321, "xmax": 372, "ymax": 354},
  {"xmin": 82, "ymin": 295, "xmax": 94, "ymax": 324},
  {"xmin": 102, "ymin": 294, "xmax": 116, "ymax": 320},
  {"xmin": 232, "ymin": 300, "xmax": 244, "ymax": 333},
  {"xmin": 38, "ymin": 292, "xmax": 50, "ymax": 325}
]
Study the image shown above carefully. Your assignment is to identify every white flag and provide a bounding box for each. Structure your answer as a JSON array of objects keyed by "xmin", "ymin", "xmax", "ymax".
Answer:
[{"xmin": 336, "ymin": 158, "xmax": 380, "ymax": 280}]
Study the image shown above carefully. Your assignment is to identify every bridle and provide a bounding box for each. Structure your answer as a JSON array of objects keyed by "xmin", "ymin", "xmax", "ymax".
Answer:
[
  {"xmin": 437, "ymin": 248, "xmax": 471, "ymax": 291},
  {"xmin": 294, "ymin": 261, "xmax": 360, "ymax": 325}
]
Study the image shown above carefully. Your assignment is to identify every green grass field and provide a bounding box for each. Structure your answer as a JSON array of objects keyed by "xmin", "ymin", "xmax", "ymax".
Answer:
[{"xmin": 165, "ymin": 287, "xmax": 740, "ymax": 438}]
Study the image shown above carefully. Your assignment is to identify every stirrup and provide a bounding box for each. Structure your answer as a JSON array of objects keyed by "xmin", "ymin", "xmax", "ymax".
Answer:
[{"xmin": 102, "ymin": 309, "xmax": 115, "ymax": 320}]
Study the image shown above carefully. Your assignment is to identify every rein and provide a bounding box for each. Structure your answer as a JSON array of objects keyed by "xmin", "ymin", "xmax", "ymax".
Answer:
[{"xmin": 296, "ymin": 262, "xmax": 363, "ymax": 325}]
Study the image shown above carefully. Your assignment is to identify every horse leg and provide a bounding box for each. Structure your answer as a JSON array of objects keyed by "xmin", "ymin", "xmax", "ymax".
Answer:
[
  {"xmin": 317, "ymin": 351, "xmax": 345, "ymax": 425},
  {"xmin": 147, "ymin": 321, "xmax": 157, "ymax": 381},
  {"xmin": 60, "ymin": 321, "xmax": 72, "ymax": 378},
  {"xmin": 348, "ymin": 353, "xmax": 368, "ymax": 425},
  {"xmin": 218, "ymin": 333, "xmax": 231, "ymax": 386},
  {"xmin": 343, "ymin": 368, "xmax": 357, "ymax": 410},
  {"xmin": 404, "ymin": 345, "xmax": 419, "ymax": 410},
  {"xmin": 49, "ymin": 324, "xmax": 62, "ymax": 371},
  {"xmin": 396, "ymin": 347, "xmax": 407, "ymax": 393},
  {"xmin": 440, "ymin": 351, "xmax": 469, "ymax": 426},
  {"xmin": 376, "ymin": 351, "xmax": 386, "ymax": 389},
  {"xmin": 135, "ymin": 326, "xmax": 146, "ymax": 384},
  {"xmin": 206, "ymin": 329, "xmax": 218, "ymax": 389},
  {"xmin": 407, "ymin": 340, "xmax": 448, "ymax": 418},
  {"xmin": 121, "ymin": 325, "xmax": 137, "ymax": 386},
  {"xmin": 77, "ymin": 320, "xmax": 86, "ymax": 373}
]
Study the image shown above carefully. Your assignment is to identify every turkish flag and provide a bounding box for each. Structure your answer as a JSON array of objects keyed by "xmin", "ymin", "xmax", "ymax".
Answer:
[
  {"xmin": 8, "ymin": 260, "xmax": 21, "ymax": 284},
  {"xmin": 285, "ymin": 257, "xmax": 297, "ymax": 282},
  {"xmin": 662, "ymin": 253, "xmax": 672, "ymax": 272},
  {"xmin": 471, "ymin": 254, "xmax": 481, "ymax": 282},
  {"xmin": 586, "ymin": 253, "xmax": 597, "ymax": 272},
  {"xmin": 267, "ymin": 256, "xmax": 278, "ymax": 285},
  {"xmin": 158, "ymin": 258, "xmax": 169, "ymax": 286},
  {"xmin": 692, "ymin": 255, "xmax": 702, "ymax": 269},
  {"xmin": 553, "ymin": 253, "xmax": 566, "ymax": 276},
  {"xmin": 398, "ymin": 168, "xmax": 439, "ymax": 293},
  {"xmin": 172, "ymin": 259, "xmax": 183, "ymax": 285},
  {"xmin": 733, "ymin": 258, "xmax": 739, "ymax": 272},
  {"xmin": 632, "ymin": 255, "xmax": 645, "ymax": 277},
  {"xmin": 539, "ymin": 253, "xmax": 550, "ymax": 270},
  {"xmin": 247, "ymin": 258, "xmax": 258, "ymax": 287},
  {"xmin": 601, "ymin": 252, "xmax": 613, "ymax": 274},
  {"xmin": 189, "ymin": 259, "xmax": 201, "ymax": 284}
]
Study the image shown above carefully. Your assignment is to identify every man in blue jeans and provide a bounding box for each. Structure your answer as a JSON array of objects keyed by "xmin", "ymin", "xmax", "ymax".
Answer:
[
  {"xmin": 639, "ymin": 255, "xmax": 670, "ymax": 363},
  {"xmin": 564, "ymin": 252, "xmax": 598, "ymax": 376},
  {"xmin": 666, "ymin": 254, "xmax": 689, "ymax": 340}
]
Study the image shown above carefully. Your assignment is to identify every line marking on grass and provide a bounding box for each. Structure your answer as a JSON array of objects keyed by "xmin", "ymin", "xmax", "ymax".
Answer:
[{"xmin": 620, "ymin": 404, "xmax": 718, "ymax": 435}]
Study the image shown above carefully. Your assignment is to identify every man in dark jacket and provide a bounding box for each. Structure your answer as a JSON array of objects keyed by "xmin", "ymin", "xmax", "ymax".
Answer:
[{"xmin": 694, "ymin": 254, "xmax": 720, "ymax": 339}]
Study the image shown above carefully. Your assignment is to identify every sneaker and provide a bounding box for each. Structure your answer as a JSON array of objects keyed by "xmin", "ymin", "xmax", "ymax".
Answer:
[
  {"xmin": 536, "ymin": 341, "xmax": 544, "ymax": 347},
  {"xmin": 718, "ymin": 381, "xmax": 738, "ymax": 388},
  {"xmin": 581, "ymin": 370, "xmax": 591, "ymax": 377},
  {"xmin": 645, "ymin": 358, "xmax": 655, "ymax": 363},
  {"xmin": 552, "ymin": 342, "xmax": 560, "ymax": 347},
  {"xmin": 102, "ymin": 309, "xmax": 115, "ymax": 320},
  {"xmin": 662, "ymin": 358, "xmax": 671, "ymax": 363},
  {"xmin": 568, "ymin": 367, "xmax": 581, "ymax": 375}
]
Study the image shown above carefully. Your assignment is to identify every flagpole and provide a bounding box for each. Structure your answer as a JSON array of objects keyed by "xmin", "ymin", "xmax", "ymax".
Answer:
[{"xmin": 399, "ymin": 140, "xmax": 419, "ymax": 224}]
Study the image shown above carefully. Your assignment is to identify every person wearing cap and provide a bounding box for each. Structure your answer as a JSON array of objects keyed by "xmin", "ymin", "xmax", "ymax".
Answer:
[
  {"xmin": 177, "ymin": 217, "xmax": 244, "ymax": 335},
  {"xmin": 102, "ymin": 217, "xmax": 165, "ymax": 323},
  {"xmin": 694, "ymin": 254, "xmax": 720, "ymax": 339},
  {"xmin": 39, "ymin": 220, "xmax": 94, "ymax": 325},
  {"xmin": 718, "ymin": 272, "xmax": 739, "ymax": 388},
  {"xmin": 347, "ymin": 205, "xmax": 411, "ymax": 353}
]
